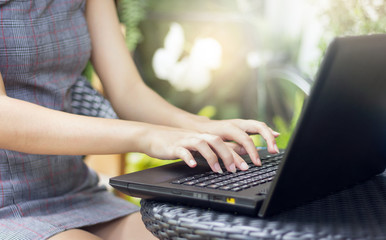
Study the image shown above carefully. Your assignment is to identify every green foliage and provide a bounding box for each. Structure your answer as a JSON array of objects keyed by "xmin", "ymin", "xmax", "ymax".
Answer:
[
  {"xmin": 251, "ymin": 134, "xmax": 264, "ymax": 147},
  {"xmin": 255, "ymin": 90, "xmax": 305, "ymax": 149},
  {"xmin": 325, "ymin": 0, "xmax": 386, "ymax": 36},
  {"xmin": 319, "ymin": 0, "xmax": 386, "ymax": 54},
  {"xmin": 82, "ymin": 61, "xmax": 94, "ymax": 83},
  {"xmin": 273, "ymin": 90, "xmax": 304, "ymax": 149},
  {"xmin": 117, "ymin": 0, "xmax": 148, "ymax": 51},
  {"xmin": 82, "ymin": 1, "xmax": 148, "ymax": 83},
  {"xmin": 197, "ymin": 105, "xmax": 217, "ymax": 119}
]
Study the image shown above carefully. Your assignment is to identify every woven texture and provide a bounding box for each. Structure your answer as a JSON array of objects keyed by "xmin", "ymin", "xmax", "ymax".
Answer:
[
  {"xmin": 141, "ymin": 171, "xmax": 386, "ymax": 240},
  {"xmin": 70, "ymin": 77, "xmax": 118, "ymax": 119}
]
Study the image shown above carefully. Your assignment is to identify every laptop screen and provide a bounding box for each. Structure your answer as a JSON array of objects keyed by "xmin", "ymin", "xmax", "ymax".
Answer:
[{"xmin": 260, "ymin": 34, "xmax": 386, "ymax": 217}]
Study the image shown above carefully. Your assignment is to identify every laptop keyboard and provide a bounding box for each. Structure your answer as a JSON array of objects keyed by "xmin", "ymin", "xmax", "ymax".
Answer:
[{"xmin": 171, "ymin": 152, "xmax": 284, "ymax": 192}]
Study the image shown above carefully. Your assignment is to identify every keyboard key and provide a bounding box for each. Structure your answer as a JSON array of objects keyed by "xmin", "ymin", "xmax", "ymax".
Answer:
[
  {"xmin": 171, "ymin": 152, "xmax": 284, "ymax": 192},
  {"xmin": 196, "ymin": 182, "xmax": 209, "ymax": 187},
  {"xmin": 219, "ymin": 185, "xmax": 232, "ymax": 191},
  {"xmin": 183, "ymin": 180, "xmax": 200, "ymax": 186}
]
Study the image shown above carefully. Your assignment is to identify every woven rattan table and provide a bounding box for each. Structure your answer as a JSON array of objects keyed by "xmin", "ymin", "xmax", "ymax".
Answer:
[{"xmin": 140, "ymin": 171, "xmax": 386, "ymax": 240}]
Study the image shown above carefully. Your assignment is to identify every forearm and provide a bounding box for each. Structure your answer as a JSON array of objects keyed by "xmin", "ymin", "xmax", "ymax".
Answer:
[
  {"xmin": 113, "ymin": 81, "xmax": 209, "ymax": 128},
  {"xmin": 86, "ymin": 0, "xmax": 207, "ymax": 129},
  {"xmin": 0, "ymin": 95, "xmax": 149, "ymax": 155}
]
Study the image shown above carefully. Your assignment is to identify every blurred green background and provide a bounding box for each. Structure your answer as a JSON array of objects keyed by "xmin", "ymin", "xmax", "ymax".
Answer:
[{"xmin": 86, "ymin": 0, "xmax": 386, "ymax": 204}]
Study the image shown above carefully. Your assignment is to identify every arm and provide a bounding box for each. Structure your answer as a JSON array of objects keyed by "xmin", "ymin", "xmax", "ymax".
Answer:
[
  {"xmin": 0, "ymin": 74, "xmax": 220, "ymax": 173},
  {"xmin": 85, "ymin": 0, "xmax": 202, "ymax": 127},
  {"xmin": 0, "ymin": 72, "xmax": 245, "ymax": 172},
  {"xmin": 86, "ymin": 0, "xmax": 279, "ymax": 166},
  {"xmin": 0, "ymin": 73, "xmax": 150, "ymax": 155}
]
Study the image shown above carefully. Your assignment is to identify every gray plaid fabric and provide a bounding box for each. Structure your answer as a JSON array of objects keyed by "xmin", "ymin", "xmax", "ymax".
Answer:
[{"xmin": 0, "ymin": 1, "xmax": 138, "ymax": 239}]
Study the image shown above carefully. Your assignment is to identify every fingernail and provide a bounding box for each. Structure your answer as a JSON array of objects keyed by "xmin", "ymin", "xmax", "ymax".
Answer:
[
  {"xmin": 229, "ymin": 163, "xmax": 236, "ymax": 173},
  {"xmin": 274, "ymin": 144, "xmax": 280, "ymax": 153},
  {"xmin": 240, "ymin": 162, "xmax": 249, "ymax": 171},
  {"xmin": 189, "ymin": 159, "xmax": 197, "ymax": 167},
  {"xmin": 214, "ymin": 163, "xmax": 223, "ymax": 174},
  {"xmin": 274, "ymin": 131, "xmax": 280, "ymax": 135}
]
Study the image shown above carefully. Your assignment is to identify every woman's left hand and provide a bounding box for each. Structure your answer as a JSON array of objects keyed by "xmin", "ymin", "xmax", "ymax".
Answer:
[{"xmin": 191, "ymin": 119, "xmax": 280, "ymax": 166}]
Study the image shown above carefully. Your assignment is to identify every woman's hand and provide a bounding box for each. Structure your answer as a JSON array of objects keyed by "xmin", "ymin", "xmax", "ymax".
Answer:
[{"xmin": 187, "ymin": 118, "xmax": 280, "ymax": 168}]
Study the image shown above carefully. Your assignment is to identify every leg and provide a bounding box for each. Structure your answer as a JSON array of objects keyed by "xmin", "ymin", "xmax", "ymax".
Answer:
[
  {"xmin": 48, "ymin": 229, "xmax": 103, "ymax": 240},
  {"xmin": 83, "ymin": 211, "xmax": 157, "ymax": 240}
]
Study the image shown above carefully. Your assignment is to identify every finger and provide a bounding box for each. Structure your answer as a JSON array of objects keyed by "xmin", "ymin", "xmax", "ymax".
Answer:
[
  {"xmin": 250, "ymin": 122, "xmax": 279, "ymax": 154},
  {"xmin": 201, "ymin": 134, "xmax": 236, "ymax": 173},
  {"xmin": 225, "ymin": 142, "xmax": 247, "ymax": 156},
  {"xmin": 235, "ymin": 120, "xmax": 279, "ymax": 154},
  {"xmin": 269, "ymin": 127, "xmax": 280, "ymax": 137},
  {"xmin": 188, "ymin": 138, "xmax": 223, "ymax": 173},
  {"xmin": 230, "ymin": 148, "xmax": 249, "ymax": 171},
  {"xmin": 223, "ymin": 128, "xmax": 261, "ymax": 166},
  {"xmin": 175, "ymin": 147, "xmax": 197, "ymax": 168}
]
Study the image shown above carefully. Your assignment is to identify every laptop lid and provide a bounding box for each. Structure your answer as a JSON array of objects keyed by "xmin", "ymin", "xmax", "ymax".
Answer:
[{"xmin": 259, "ymin": 34, "xmax": 386, "ymax": 217}]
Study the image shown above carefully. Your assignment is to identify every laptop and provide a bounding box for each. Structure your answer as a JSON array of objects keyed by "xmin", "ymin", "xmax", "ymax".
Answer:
[{"xmin": 110, "ymin": 34, "xmax": 386, "ymax": 217}]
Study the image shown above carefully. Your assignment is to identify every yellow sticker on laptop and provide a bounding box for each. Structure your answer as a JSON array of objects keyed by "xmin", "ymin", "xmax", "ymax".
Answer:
[{"xmin": 226, "ymin": 197, "xmax": 235, "ymax": 204}]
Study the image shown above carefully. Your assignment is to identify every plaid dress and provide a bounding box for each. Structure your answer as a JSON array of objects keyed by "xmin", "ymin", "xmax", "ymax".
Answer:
[{"xmin": 0, "ymin": 0, "xmax": 138, "ymax": 239}]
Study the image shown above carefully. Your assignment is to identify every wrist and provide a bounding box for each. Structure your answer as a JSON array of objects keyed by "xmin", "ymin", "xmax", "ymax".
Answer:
[
  {"xmin": 126, "ymin": 122, "xmax": 154, "ymax": 154},
  {"xmin": 174, "ymin": 113, "xmax": 210, "ymax": 131}
]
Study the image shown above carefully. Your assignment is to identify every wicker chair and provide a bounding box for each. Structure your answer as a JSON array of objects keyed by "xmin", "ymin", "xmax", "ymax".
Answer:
[{"xmin": 141, "ymin": 171, "xmax": 386, "ymax": 240}]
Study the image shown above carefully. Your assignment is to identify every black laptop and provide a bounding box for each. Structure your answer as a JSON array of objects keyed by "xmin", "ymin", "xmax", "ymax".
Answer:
[{"xmin": 110, "ymin": 34, "xmax": 386, "ymax": 217}]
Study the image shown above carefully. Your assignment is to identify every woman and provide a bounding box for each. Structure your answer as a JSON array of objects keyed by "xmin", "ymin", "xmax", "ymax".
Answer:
[{"xmin": 0, "ymin": 0, "xmax": 279, "ymax": 239}]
